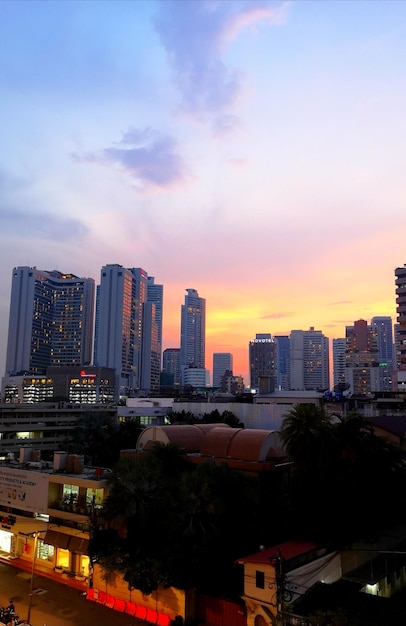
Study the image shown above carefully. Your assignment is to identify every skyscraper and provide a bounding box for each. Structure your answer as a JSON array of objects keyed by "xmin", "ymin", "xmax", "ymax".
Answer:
[
  {"xmin": 274, "ymin": 335, "xmax": 290, "ymax": 391},
  {"xmin": 395, "ymin": 264, "xmax": 406, "ymax": 370},
  {"xmin": 332, "ymin": 338, "xmax": 346, "ymax": 390},
  {"xmin": 162, "ymin": 348, "xmax": 181, "ymax": 388},
  {"xmin": 371, "ymin": 316, "xmax": 394, "ymax": 391},
  {"xmin": 249, "ymin": 333, "xmax": 276, "ymax": 392},
  {"xmin": 345, "ymin": 319, "xmax": 379, "ymax": 396},
  {"xmin": 147, "ymin": 276, "xmax": 163, "ymax": 369},
  {"xmin": 289, "ymin": 328, "xmax": 329, "ymax": 391},
  {"xmin": 5, "ymin": 266, "xmax": 94, "ymax": 376},
  {"xmin": 180, "ymin": 288, "xmax": 206, "ymax": 385},
  {"xmin": 212, "ymin": 353, "xmax": 233, "ymax": 388},
  {"xmin": 140, "ymin": 301, "xmax": 160, "ymax": 394},
  {"xmin": 94, "ymin": 263, "xmax": 148, "ymax": 398}
]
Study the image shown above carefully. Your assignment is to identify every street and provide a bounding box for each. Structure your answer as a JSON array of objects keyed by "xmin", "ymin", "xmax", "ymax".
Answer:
[{"xmin": 0, "ymin": 562, "xmax": 148, "ymax": 626}]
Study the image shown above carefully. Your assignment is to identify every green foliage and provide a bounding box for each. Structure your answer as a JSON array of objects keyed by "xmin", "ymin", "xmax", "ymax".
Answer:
[
  {"xmin": 65, "ymin": 415, "xmax": 143, "ymax": 467},
  {"xmin": 280, "ymin": 404, "xmax": 406, "ymax": 542},
  {"xmin": 91, "ymin": 443, "xmax": 260, "ymax": 595}
]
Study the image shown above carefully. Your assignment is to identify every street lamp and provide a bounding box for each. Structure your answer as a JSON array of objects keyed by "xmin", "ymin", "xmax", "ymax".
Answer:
[{"xmin": 27, "ymin": 530, "xmax": 47, "ymax": 625}]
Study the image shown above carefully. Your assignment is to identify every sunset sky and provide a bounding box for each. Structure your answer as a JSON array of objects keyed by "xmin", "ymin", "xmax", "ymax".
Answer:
[{"xmin": 1, "ymin": 0, "xmax": 405, "ymax": 385}]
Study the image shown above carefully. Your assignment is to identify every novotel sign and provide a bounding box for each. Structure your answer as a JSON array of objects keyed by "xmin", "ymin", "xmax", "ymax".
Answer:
[{"xmin": 250, "ymin": 338, "xmax": 273, "ymax": 343}]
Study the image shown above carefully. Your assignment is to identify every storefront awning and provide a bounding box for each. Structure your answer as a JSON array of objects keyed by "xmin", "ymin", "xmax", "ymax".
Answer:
[
  {"xmin": 43, "ymin": 530, "xmax": 71, "ymax": 550},
  {"xmin": 69, "ymin": 536, "xmax": 89, "ymax": 554}
]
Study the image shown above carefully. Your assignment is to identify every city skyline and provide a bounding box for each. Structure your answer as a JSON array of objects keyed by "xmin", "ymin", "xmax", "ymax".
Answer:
[{"xmin": 1, "ymin": 0, "xmax": 405, "ymax": 384}]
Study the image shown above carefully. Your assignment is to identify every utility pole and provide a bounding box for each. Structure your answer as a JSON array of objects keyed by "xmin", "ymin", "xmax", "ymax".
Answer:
[{"xmin": 274, "ymin": 549, "xmax": 287, "ymax": 626}]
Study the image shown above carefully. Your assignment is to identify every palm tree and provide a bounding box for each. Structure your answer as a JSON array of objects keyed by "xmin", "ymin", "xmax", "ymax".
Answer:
[{"xmin": 280, "ymin": 403, "xmax": 337, "ymax": 476}]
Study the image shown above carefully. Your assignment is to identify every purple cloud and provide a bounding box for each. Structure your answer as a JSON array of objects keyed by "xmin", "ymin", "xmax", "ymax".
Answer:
[
  {"xmin": 73, "ymin": 127, "xmax": 188, "ymax": 189},
  {"xmin": 154, "ymin": 0, "xmax": 288, "ymax": 127},
  {"xmin": 1, "ymin": 208, "xmax": 88, "ymax": 241}
]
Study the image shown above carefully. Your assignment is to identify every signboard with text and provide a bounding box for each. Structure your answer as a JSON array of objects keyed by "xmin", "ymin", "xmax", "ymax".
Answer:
[{"xmin": 0, "ymin": 467, "xmax": 49, "ymax": 514}]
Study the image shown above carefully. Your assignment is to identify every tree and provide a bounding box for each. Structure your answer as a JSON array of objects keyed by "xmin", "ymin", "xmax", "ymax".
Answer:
[
  {"xmin": 280, "ymin": 403, "xmax": 337, "ymax": 477},
  {"xmin": 90, "ymin": 444, "xmax": 260, "ymax": 595}
]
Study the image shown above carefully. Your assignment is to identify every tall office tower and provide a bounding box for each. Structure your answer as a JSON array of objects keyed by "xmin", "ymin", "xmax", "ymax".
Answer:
[
  {"xmin": 140, "ymin": 302, "xmax": 160, "ymax": 394},
  {"xmin": 332, "ymin": 338, "xmax": 346, "ymax": 389},
  {"xmin": 94, "ymin": 264, "xmax": 148, "ymax": 398},
  {"xmin": 147, "ymin": 276, "xmax": 163, "ymax": 368},
  {"xmin": 289, "ymin": 328, "xmax": 329, "ymax": 391},
  {"xmin": 162, "ymin": 348, "xmax": 181, "ymax": 387},
  {"xmin": 5, "ymin": 266, "xmax": 94, "ymax": 376},
  {"xmin": 274, "ymin": 335, "xmax": 290, "ymax": 390},
  {"xmin": 345, "ymin": 319, "xmax": 379, "ymax": 396},
  {"xmin": 249, "ymin": 333, "xmax": 277, "ymax": 392},
  {"xmin": 395, "ymin": 265, "xmax": 406, "ymax": 369},
  {"xmin": 212, "ymin": 353, "xmax": 233, "ymax": 388},
  {"xmin": 371, "ymin": 316, "xmax": 394, "ymax": 391},
  {"xmin": 180, "ymin": 288, "xmax": 206, "ymax": 385}
]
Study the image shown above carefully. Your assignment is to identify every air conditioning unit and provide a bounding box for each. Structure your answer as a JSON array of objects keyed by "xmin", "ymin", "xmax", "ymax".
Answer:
[{"xmin": 25, "ymin": 461, "xmax": 42, "ymax": 469}]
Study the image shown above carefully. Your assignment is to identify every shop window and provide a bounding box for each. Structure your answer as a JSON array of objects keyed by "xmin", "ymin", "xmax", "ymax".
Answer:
[
  {"xmin": 38, "ymin": 541, "xmax": 54, "ymax": 562},
  {"xmin": 56, "ymin": 548, "xmax": 70, "ymax": 569}
]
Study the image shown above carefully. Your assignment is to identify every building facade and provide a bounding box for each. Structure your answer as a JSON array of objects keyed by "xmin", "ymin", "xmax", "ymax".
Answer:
[
  {"xmin": 274, "ymin": 335, "xmax": 290, "ymax": 391},
  {"xmin": 5, "ymin": 267, "xmax": 95, "ymax": 376},
  {"xmin": 147, "ymin": 276, "xmax": 163, "ymax": 369},
  {"xmin": 140, "ymin": 302, "xmax": 160, "ymax": 395},
  {"xmin": 332, "ymin": 338, "xmax": 346, "ymax": 390},
  {"xmin": 94, "ymin": 264, "xmax": 148, "ymax": 399},
  {"xmin": 162, "ymin": 348, "xmax": 181, "ymax": 388},
  {"xmin": 212, "ymin": 353, "xmax": 233, "ymax": 388},
  {"xmin": 395, "ymin": 265, "xmax": 406, "ymax": 390},
  {"xmin": 2, "ymin": 366, "xmax": 115, "ymax": 404},
  {"xmin": 180, "ymin": 289, "xmax": 206, "ymax": 386},
  {"xmin": 345, "ymin": 319, "xmax": 380, "ymax": 396},
  {"xmin": 289, "ymin": 328, "xmax": 330, "ymax": 391},
  {"xmin": 371, "ymin": 316, "xmax": 394, "ymax": 392},
  {"xmin": 249, "ymin": 334, "xmax": 277, "ymax": 392}
]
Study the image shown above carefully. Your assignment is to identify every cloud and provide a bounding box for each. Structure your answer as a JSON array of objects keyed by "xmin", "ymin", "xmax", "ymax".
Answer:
[
  {"xmin": 154, "ymin": 0, "xmax": 288, "ymax": 127},
  {"xmin": 73, "ymin": 127, "xmax": 188, "ymax": 190},
  {"xmin": 261, "ymin": 312, "xmax": 293, "ymax": 319},
  {"xmin": 0, "ymin": 209, "xmax": 88, "ymax": 241}
]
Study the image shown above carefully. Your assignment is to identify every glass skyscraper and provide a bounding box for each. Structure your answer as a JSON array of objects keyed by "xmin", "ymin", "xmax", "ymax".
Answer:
[
  {"xmin": 5, "ymin": 266, "xmax": 94, "ymax": 376},
  {"xmin": 180, "ymin": 288, "xmax": 206, "ymax": 385}
]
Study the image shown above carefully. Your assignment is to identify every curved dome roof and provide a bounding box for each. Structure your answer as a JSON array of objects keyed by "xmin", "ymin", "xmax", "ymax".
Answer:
[
  {"xmin": 136, "ymin": 424, "xmax": 230, "ymax": 453},
  {"xmin": 201, "ymin": 428, "xmax": 282, "ymax": 461},
  {"xmin": 136, "ymin": 425, "xmax": 283, "ymax": 462}
]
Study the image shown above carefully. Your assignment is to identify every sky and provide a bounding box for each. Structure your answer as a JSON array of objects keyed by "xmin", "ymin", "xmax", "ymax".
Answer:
[{"xmin": 1, "ymin": 0, "xmax": 406, "ymax": 385}]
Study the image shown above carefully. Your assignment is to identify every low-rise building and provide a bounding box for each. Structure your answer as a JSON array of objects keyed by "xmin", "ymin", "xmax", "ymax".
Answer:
[{"xmin": 0, "ymin": 449, "xmax": 110, "ymax": 585}]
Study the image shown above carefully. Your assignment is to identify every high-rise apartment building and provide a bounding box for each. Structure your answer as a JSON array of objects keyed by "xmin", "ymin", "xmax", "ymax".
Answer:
[
  {"xmin": 395, "ymin": 265, "xmax": 406, "ymax": 370},
  {"xmin": 274, "ymin": 336, "xmax": 290, "ymax": 391},
  {"xmin": 162, "ymin": 348, "xmax": 181, "ymax": 387},
  {"xmin": 212, "ymin": 353, "xmax": 233, "ymax": 388},
  {"xmin": 5, "ymin": 266, "xmax": 94, "ymax": 376},
  {"xmin": 289, "ymin": 328, "xmax": 329, "ymax": 391},
  {"xmin": 345, "ymin": 319, "xmax": 379, "ymax": 396},
  {"xmin": 371, "ymin": 316, "xmax": 394, "ymax": 391},
  {"xmin": 94, "ymin": 264, "xmax": 148, "ymax": 398},
  {"xmin": 140, "ymin": 301, "xmax": 160, "ymax": 394},
  {"xmin": 147, "ymin": 276, "xmax": 163, "ymax": 369},
  {"xmin": 249, "ymin": 333, "xmax": 277, "ymax": 392},
  {"xmin": 332, "ymin": 338, "xmax": 346, "ymax": 390},
  {"xmin": 180, "ymin": 288, "xmax": 206, "ymax": 385}
]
